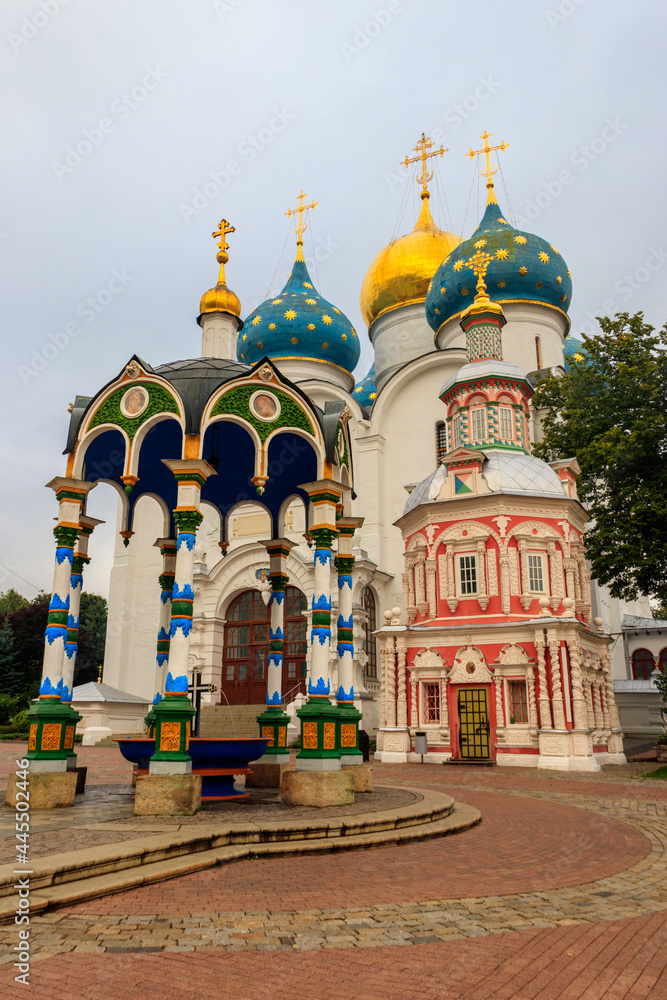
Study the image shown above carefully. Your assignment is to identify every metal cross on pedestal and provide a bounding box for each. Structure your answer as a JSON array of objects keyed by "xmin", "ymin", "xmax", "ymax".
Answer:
[{"xmin": 188, "ymin": 670, "xmax": 217, "ymax": 736}]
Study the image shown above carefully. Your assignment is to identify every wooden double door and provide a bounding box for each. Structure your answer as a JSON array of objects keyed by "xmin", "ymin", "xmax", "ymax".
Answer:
[{"xmin": 221, "ymin": 587, "xmax": 307, "ymax": 705}]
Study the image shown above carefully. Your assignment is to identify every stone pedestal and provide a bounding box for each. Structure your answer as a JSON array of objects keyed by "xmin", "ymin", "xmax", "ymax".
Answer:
[
  {"xmin": 246, "ymin": 761, "xmax": 295, "ymax": 788},
  {"xmin": 537, "ymin": 729, "xmax": 601, "ymax": 772},
  {"xmin": 281, "ymin": 769, "xmax": 354, "ymax": 807},
  {"xmin": 134, "ymin": 774, "xmax": 202, "ymax": 815},
  {"xmin": 5, "ymin": 771, "xmax": 77, "ymax": 809},
  {"xmin": 374, "ymin": 727, "xmax": 411, "ymax": 763},
  {"xmin": 342, "ymin": 763, "xmax": 373, "ymax": 792}
]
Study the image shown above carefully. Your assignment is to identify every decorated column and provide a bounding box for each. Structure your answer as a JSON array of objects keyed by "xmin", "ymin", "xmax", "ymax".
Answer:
[
  {"xmin": 61, "ymin": 514, "xmax": 102, "ymax": 707},
  {"xmin": 26, "ymin": 479, "xmax": 95, "ymax": 774},
  {"xmin": 335, "ymin": 516, "xmax": 364, "ymax": 764},
  {"xmin": 547, "ymin": 632, "xmax": 566, "ymax": 730},
  {"xmin": 255, "ymin": 539, "xmax": 296, "ymax": 763},
  {"xmin": 153, "ymin": 537, "xmax": 177, "ymax": 694},
  {"xmin": 149, "ymin": 460, "xmax": 214, "ymax": 775},
  {"xmin": 295, "ymin": 480, "xmax": 342, "ymax": 771}
]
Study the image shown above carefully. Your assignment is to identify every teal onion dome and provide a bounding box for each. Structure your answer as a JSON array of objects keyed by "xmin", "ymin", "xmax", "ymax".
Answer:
[
  {"xmin": 352, "ymin": 362, "xmax": 377, "ymax": 407},
  {"xmin": 563, "ymin": 334, "xmax": 587, "ymax": 370},
  {"xmin": 425, "ymin": 198, "xmax": 572, "ymax": 335},
  {"xmin": 238, "ymin": 254, "xmax": 361, "ymax": 374}
]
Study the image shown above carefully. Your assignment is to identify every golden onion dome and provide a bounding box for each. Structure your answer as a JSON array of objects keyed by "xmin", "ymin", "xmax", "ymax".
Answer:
[
  {"xmin": 360, "ymin": 192, "xmax": 461, "ymax": 329},
  {"xmin": 197, "ymin": 218, "xmax": 243, "ymax": 327}
]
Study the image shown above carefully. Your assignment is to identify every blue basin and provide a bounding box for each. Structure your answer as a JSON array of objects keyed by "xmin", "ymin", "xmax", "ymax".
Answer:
[{"xmin": 115, "ymin": 737, "xmax": 270, "ymax": 800}]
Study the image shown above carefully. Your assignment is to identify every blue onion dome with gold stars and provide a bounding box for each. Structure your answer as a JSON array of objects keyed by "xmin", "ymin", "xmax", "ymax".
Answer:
[
  {"xmin": 426, "ymin": 196, "xmax": 572, "ymax": 336},
  {"xmin": 352, "ymin": 362, "xmax": 377, "ymax": 407},
  {"xmin": 238, "ymin": 253, "xmax": 360, "ymax": 373},
  {"xmin": 563, "ymin": 333, "xmax": 587, "ymax": 369}
]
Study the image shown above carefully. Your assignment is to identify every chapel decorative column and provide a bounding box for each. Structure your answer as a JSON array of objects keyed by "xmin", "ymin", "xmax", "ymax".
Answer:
[
  {"xmin": 294, "ymin": 480, "xmax": 342, "ymax": 772},
  {"xmin": 148, "ymin": 460, "xmax": 215, "ymax": 777},
  {"xmin": 376, "ymin": 609, "xmax": 410, "ymax": 763},
  {"xmin": 153, "ymin": 538, "xmax": 177, "ymax": 694},
  {"xmin": 335, "ymin": 516, "xmax": 364, "ymax": 765},
  {"xmin": 255, "ymin": 538, "xmax": 296, "ymax": 764},
  {"xmin": 533, "ymin": 631, "xmax": 552, "ymax": 730},
  {"xmin": 547, "ymin": 631, "xmax": 566, "ymax": 730},
  {"xmin": 25, "ymin": 478, "xmax": 96, "ymax": 779},
  {"xmin": 61, "ymin": 513, "xmax": 103, "ymax": 706}
]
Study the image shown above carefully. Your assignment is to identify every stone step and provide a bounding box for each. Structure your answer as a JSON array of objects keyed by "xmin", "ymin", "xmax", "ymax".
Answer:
[
  {"xmin": 200, "ymin": 704, "xmax": 266, "ymax": 736},
  {"xmin": 0, "ymin": 790, "xmax": 479, "ymax": 920}
]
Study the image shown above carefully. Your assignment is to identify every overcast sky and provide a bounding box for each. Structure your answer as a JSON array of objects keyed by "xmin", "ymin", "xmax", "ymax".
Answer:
[{"xmin": 1, "ymin": 0, "xmax": 665, "ymax": 600}]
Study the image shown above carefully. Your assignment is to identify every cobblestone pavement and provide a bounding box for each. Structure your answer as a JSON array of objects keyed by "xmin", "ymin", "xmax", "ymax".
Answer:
[{"xmin": 1, "ymin": 750, "xmax": 666, "ymax": 998}]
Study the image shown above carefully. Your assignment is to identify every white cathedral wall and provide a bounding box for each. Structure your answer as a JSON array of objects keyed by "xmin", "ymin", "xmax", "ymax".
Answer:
[
  {"xmin": 371, "ymin": 303, "xmax": 440, "ymax": 390},
  {"xmin": 103, "ymin": 495, "xmax": 163, "ymax": 700}
]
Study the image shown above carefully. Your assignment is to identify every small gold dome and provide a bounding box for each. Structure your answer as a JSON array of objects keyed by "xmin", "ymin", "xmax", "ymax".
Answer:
[
  {"xmin": 360, "ymin": 193, "xmax": 461, "ymax": 329},
  {"xmin": 199, "ymin": 280, "xmax": 242, "ymax": 321}
]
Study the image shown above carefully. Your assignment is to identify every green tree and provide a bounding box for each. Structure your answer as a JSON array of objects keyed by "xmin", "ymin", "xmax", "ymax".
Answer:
[
  {"xmin": 75, "ymin": 593, "xmax": 108, "ymax": 685},
  {"xmin": 0, "ymin": 589, "xmax": 28, "ymax": 616},
  {"xmin": 533, "ymin": 311, "xmax": 667, "ymax": 603},
  {"xmin": 0, "ymin": 622, "xmax": 24, "ymax": 697},
  {"xmin": 7, "ymin": 594, "xmax": 49, "ymax": 695}
]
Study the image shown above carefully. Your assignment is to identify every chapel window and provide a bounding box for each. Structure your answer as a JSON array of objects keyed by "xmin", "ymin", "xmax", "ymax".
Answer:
[
  {"xmin": 459, "ymin": 554, "xmax": 477, "ymax": 596},
  {"xmin": 499, "ymin": 406, "xmax": 514, "ymax": 441},
  {"xmin": 452, "ymin": 413, "xmax": 462, "ymax": 449},
  {"xmin": 507, "ymin": 679, "xmax": 529, "ymax": 724},
  {"xmin": 435, "ymin": 422, "xmax": 448, "ymax": 464},
  {"xmin": 535, "ymin": 335, "xmax": 542, "ymax": 369},
  {"xmin": 527, "ymin": 553, "xmax": 545, "ymax": 593},
  {"xmin": 471, "ymin": 407, "xmax": 487, "ymax": 442},
  {"xmin": 659, "ymin": 648, "xmax": 667, "ymax": 672},
  {"xmin": 424, "ymin": 682, "xmax": 440, "ymax": 723},
  {"xmin": 631, "ymin": 648, "xmax": 655, "ymax": 680}
]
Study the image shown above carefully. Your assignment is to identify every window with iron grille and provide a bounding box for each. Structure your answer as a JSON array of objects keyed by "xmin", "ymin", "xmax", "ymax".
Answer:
[
  {"xmin": 424, "ymin": 682, "xmax": 440, "ymax": 723},
  {"xmin": 459, "ymin": 554, "xmax": 477, "ymax": 595},
  {"xmin": 471, "ymin": 407, "xmax": 487, "ymax": 442},
  {"xmin": 507, "ymin": 679, "xmax": 528, "ymax": 724},
  {"xmin": 527, "ymin": 553, "xmax": 544, "ymax": 592},
  {"xmin": 362, "ymin": 586, "xmax": 377, "ymax": 677},
  {"xmin": 436, "ymin": 422, "xmax": 448, "ymax": 464},
  {"xmin": 499, "ymin": 406, "xmax": 513, "ymax": 440}
]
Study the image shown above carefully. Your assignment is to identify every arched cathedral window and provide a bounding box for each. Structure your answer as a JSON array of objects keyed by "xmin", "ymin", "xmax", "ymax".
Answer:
[
  {"xmin": 362, "ymin": 586, "xmax": 377, "ymax": 678},
  {"xmin": 435, "ymin": 422, "xmax": 448, "ymax": 464},
  {"xmin": 631, "ymin": 648, "xmax": 655, "ymax": 680}
]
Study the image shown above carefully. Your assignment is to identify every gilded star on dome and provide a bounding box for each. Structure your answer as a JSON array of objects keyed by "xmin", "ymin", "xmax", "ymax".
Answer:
[
  {"xmin": 242, "ymin": 333, "xmax": 247, "ymax": 341},
  {"xmin": 271, "ymin": 299, "xmax": 282, "ymax": 305},
  {"xmin": 305, "ymin": 298, "xmax": 317, "ymax": 304},
  {"xmin": 453, "ymin": 260, "xmax": 465, "ymax": 272},
  {"xmin": 241, "ymin": 353, "xmax": 246, "ymax": 360},
  {"xmin": 307, "ymin": 323, "xmax": 315, "ymax": 330},
  {"xmin": 351, "ymin": 329, "xmax": 357, "ymax": 337},
  {"xmin": 354, "ymin": 386, "xmax": 362, "ymax": 393},
  {"xmin": 369, "ymin": 392, "xmax": 377, "ymax": 400},
  {"xmin": 497, "ymin": 280, "xmax": 507, "ymax": 288},
  {"xmin": 461, "ymin": 288, "xmax": 469, "ymax": 296},
  {"xmin": 567, "ymin": 269, "xmax": 571, "ymax": 278},
  {"xmin": 269, "ymin": 323, "xmax": 276, "ymax": 330},
  {"xmin": 440, "ymin": 287, "xmax": 446, "ymax": 294},
  {"xmin": 574, "ymin": 352, "xmax": 584, "ymax": 361},
  {"xmin": 535, "ymin": 281, "xmax": 543, "ymax": 289},
  {"xmin": 434, "ymin": 307, "xmax": 440, "ymax": 314},
  {"xmin": 519, "ymin": 266, "xmax": 528, "ymax": 276},
  {"xmin": 303, "ymin": 282, "xmax": 313, "ymax": 289},
  {"xmin": 495, "ymin": 249, "xmax": 509, "ymax": 261},
  {"xmin": 322, "ymin": 342, "xmax": 329, "ymax": 349},
  {"xmin": 290, "ymin": 336, "xmax": 298, "ymax": 344},
  {"xmin": 257, "ymin": 341, "xmax": 264, "ymax": 348},
  {"xmin": 550, "ymin": 245, "xmax": 559, "ymax": 254},
  {"xmin": 561, "ymin": 294, "xmax": 567, "ymax": 302},
  {"xmin": 284, "ymin": 310, "xmax": 296, "ymax": 320},
  {"xmin": 333, "ymin": 308, "xmax": 340, "ymax": 314},
  {"xmin": 322, "ymin": 315, "xmax": 332, "ymax": 325},
  {"xmin": 498, "ymin": 218, "xmax": 510, "ymax": 225},
  {"xmin": 556, "ymin": 276, "xmax": 562, "ymax": 284},
  {"xmin": 514, "ymin": 235, "xmax": 527, "ymax": 245},
  {"xmin": 341, "ymin": 333, "xmax": 347, "ymax": 341},
  {"xmin": 538, "ymin": 251, "xmax": 550, "ymax": 264},
  {"xmin": 252, "ymin": 316, "xmax": 261, "ymax": 326},
  {"xmin": 474, "ymin": 238, "xmax": 488, "ymax": 248}
]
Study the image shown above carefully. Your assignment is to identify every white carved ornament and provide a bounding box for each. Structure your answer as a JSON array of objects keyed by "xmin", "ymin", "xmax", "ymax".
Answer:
[
  {"xmin": 411, "ymin": 648, "xmax": 447, "ymax": 671},
  {"xmin": 495, "ymin": 643, "xmax": 532, "ymax": 666},
  {"xmin": 448, "ymin": 646, "xmax": 494, "ymax": 685}
]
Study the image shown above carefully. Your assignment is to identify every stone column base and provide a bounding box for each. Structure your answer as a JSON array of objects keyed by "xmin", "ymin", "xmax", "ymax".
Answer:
[
  {"xmin": 374, "ymin": 727, "xmax": 411, "ymax": 763},
  {"xmin": 6, "ymin": 771, "xmax": 77, "ymax": 809},
  {"xmin": 537, "ymin": 729, "xmax": 601, "ymax": 772},
  {"xmin": 246, "ymin": 761, "xmax": 295, "ymax": 788},
  {"xmin": 149, "ymin": 760, "xmax": 193, "ymax": 775},
  {"xmin": 342, "ymin": 763, "xmax": 373, "ymax": 792},
  {"xmin": 134, "ymin": 774, "xmax": 202, "ymax": 815},
  {"xmin": 81, "ymin": 727, "xmax": 113, "ymax": 746},
  {"xmin": 281, "ymin": 769, "xmax": 354, "ymax": 807}
]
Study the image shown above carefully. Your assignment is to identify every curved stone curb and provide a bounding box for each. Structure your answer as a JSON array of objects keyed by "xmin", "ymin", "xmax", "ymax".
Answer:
[{"xmin": 0, "ymin": 790, "xmax": 479, "ymax": 922}]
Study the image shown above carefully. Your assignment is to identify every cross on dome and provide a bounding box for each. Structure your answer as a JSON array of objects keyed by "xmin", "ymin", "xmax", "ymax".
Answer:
[
  {"xmin": 285, "ymin": 190, "xmax": 318, "ymax": 258},
  {"xmin": 466, "ymin": 130, "xmax": 509, "ymax": 203},
  {"xmin": 401, "ymin": 132, "xmax": 447, "ymax": 198}
]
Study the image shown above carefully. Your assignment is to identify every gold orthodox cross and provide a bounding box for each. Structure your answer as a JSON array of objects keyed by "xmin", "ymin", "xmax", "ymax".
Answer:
[
  {"xmin": 466, "ymin": 130, "xmax": 509, "ymax": 185},
  {"xmin": 401, "ymin": 133, "xmax": 447, "ymax": 194},
  {"xmin": 212, "ymin": 219, "xmax": 235, "ymax": 264},
  {"xmin": 285, "ymin": 190, "xmax": 318, "ymax": 245}
]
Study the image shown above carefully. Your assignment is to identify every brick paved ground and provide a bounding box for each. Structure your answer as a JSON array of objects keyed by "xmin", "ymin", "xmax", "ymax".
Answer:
[{"xmin": 1, "ymin": 747, "xmax": 666, "ymax": 998}]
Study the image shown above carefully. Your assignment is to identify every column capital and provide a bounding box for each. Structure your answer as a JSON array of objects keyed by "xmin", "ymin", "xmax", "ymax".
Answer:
[
  {"xmin": 263, "ymin": 537, "xmax": 298, "ymax": 557},
  {"xmin": 336, "ymin": 516, "xmax": 364, "ymax": 535},
  {"xmin": 162, "ymin": 459, "xmax": 217, "ymax": 488},
  {"xmin": 46, "ymin": 477, "xmax": 97, "ymax": 501},
  {"xmin": 298, "ymin": 479, "xmax": 345, "ymax": 500}
]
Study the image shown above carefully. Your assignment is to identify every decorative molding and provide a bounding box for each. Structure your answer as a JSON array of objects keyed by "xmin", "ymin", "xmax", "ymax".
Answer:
[{"xmin": 449, "ymin": 645, "xmax": 493, "ymax": 685}]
